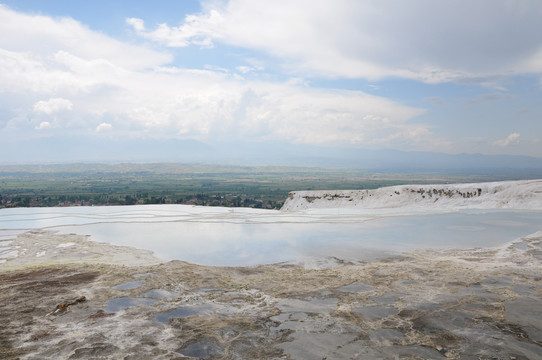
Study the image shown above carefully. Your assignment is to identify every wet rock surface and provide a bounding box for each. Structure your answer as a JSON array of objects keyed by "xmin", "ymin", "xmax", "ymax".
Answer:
[{"xmin": 1, "ymin": 231, "xmax": 542, "ymax": 359}]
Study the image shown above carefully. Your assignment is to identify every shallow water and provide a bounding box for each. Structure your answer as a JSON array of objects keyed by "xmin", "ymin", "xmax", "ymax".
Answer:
[
  {"xmin": 112, "ymin": 280, "xmax": 144, "ymax": 290},
  {"xmin": 155, "ymin": 305, "xmax": 216, "ymax": 323},
  {"xmin": 178, "ymin": 341, "xmax": 223, "ymax": 359},
  {"xmin": 3, "ymin": 236, "xmax": 542, "ymax": 359},
  {"xmin": 1, "ymin": 205, "xmax": 541, "ymax": 266},
  {"xmin": 105, "ymin": 297, "xmax": 157, "ymax": 312}
]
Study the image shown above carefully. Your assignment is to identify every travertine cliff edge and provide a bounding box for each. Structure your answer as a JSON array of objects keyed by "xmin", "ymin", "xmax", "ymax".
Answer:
[{"xmin": 282, "ymin": 179, "xmax": 542, "ymax": 211}]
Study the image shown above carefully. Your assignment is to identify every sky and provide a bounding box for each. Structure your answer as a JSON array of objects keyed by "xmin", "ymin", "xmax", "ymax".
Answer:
[{"xmin": 1, "ymin": 0, "xmax": 542, "ymax": 164}]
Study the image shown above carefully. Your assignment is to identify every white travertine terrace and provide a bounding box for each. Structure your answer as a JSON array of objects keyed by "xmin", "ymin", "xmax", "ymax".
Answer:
[{"xmin": 282, "ymin": 179, "xmax": 542, "ymax": 211}]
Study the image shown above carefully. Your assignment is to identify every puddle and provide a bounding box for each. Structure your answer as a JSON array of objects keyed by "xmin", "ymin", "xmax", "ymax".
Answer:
[
  {"xmin": 178, "ymin": 340, "xmax": 223, "ymax": 359},
  {"xmin": 408, "ymin": 309, "xmax": 476, "ymax": 337},
  {"xmin": 274, "ymin": 297, "xmax": 338, "ymax": 319},
  {"xmin": 504, "ymin": 297, "xmax": 542, "ymax": 332},
  {"xmin": 367, "ymin": 328, "xmax": 405, "ymax": 344},
  {"xmin": 155, "ymin": 307, "xmax": 198, "ymax": 322},
  {"xmin": 513, "ymin": 284, "xmax": 536, "ymax": 296},
  {"xmin": 411, "ymin": 301, "xmax": 444, "ymax": 311},
  {"xmin": 271, "ymin": 296, "xmax": 345, "ymax": 339},
  {"xmin": 142, "ymin": 289, "xmax": 180, "ymax": 299},
  {"xmin": 353, "ymin": 305, "xmax": 398, "ymax": 321},
  {"xmin": 155, "ymin": 304, "xmax": 215, "ymax": 323},
  {"xmin": 385, "ymin": 345, "xmax": 445, "ymax": 359},
  {"xmin": 112, "ymin": 280, "xmax": 144, "ymax": 290},
  {"xmin": 372, "ymin": 292, "xmax": 403, "ymax": 304},
  {"xmin": 278, "ymin": 332, "xmax": 358, "ymax": 360},
  {"xmin": 105, "ymin": 297, "xmax": 157, "ymax": 312}
]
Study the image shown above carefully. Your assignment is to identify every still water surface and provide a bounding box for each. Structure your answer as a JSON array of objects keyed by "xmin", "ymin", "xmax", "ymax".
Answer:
[{"xmin": 1, "ymin": 205, "xmax": 541, "ymax": 266}]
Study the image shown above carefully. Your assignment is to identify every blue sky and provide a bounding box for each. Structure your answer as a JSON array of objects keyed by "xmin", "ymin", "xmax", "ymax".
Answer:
[{"xmin": 1, "ymin": 0, "xmax": 541, "ymax": 162}]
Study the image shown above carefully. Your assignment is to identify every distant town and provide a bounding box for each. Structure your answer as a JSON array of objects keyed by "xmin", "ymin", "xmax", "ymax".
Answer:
[
  {"xmin": 1, "ymin": 163, "xmax": 515, "ymax": 210},
  {"xmin": 0, "ymin": 192, "xmax": 280, "ymax": 209}
]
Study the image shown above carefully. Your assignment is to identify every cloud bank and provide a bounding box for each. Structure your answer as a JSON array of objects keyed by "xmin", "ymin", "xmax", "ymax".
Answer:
[
  {"xmin": 1, "ymin": 1, "xmax": 541, "ymax": 160},
  {"xmin": 127, "ymin": 0, "xmax": 542, "ymax": 83},
  {"xmin": 0, "ymin": 4, "xmax": 434, "ymax": 149}
]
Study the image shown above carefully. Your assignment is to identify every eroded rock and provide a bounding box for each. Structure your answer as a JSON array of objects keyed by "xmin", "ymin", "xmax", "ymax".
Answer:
[{"xmin": 1, "ymin": 231, "xmax": 542, "ymax": 359}]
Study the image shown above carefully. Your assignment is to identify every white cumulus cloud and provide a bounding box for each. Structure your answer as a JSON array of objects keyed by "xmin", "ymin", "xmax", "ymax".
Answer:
[
  {"xmin": 126, "ymin": 8, "xmax": 223, "ymax": 48},
  {"xmin": 33, "ymin": 98, "xmax": 73, "ymax": 114},
  {"xmin": 35, "ymin": 121, "xmax": 51, "ymax": 130},
  {"xmin": 493, "ymin": 133, "xmax": 520, "ymax": 147},
  {"xmin": 96, "ymin": 122, "xmax": 113, "ymax": 132}
]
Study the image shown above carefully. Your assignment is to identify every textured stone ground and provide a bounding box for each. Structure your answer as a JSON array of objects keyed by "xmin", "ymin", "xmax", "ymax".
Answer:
[{"xmin": 1, "ymin": 231, "xmax": 542, "ymax": 359}]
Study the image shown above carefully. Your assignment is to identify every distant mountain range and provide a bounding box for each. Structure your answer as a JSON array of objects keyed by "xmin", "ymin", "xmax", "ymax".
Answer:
[{"xmin": 2, "ymin": 136, "xmax": 542, "ymax": 174}]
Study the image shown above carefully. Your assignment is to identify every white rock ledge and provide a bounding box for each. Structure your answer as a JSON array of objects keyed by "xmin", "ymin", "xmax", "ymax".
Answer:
[{"xmin": 281, "ymin": 179, "xmax": 542, "ymax": 211}]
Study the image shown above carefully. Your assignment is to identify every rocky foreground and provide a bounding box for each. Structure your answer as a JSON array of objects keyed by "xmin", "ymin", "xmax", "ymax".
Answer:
[{"xmin": 1, "ymin": 230, "xmax": 542, "ymax": 359}]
